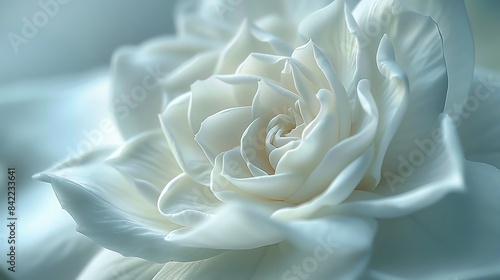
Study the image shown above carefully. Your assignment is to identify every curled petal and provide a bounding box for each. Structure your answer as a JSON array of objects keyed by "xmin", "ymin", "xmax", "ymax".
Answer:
[
  {"xmin": 34, "ymin": 149, "xmax": 222, "ymax": 263},
  {"xmin": 336, "ymin": 115, "xmax": 465, "ymax": 218}
]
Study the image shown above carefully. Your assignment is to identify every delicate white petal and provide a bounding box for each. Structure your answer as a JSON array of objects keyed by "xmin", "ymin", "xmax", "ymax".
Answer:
[
  {"xmin": 110, "ymin": 47, "xmax": 175, "ymax": 139},
  {"xmin": 240, "ymin": 117, "xmax": 275, "ymax": 176},
  {"xmin": 366, "ymin": 161, "xmax": 500, "ymax": 279},
  {"xmin": 458, "ymin": 68, "xmax": 500, "ymax": 169},
  {"xmin": 378, "ymin": 11, "xmax": 448, "ymax": 177},
  {"xmin": 189, "ymin": 75, "xmax": 258, "ymax": 134},
  {"xmin": 165, "ymin": 204, "xmax": 285, "ymax": 250},
  {"xmin": 291, "ymin": 41, "xmax": 350, "ymax": 120},
  {"xmin": 160, "ymin": 93, "xmax": 213, "ymax": 185},
  {"xmin": 273, "ymin": 145, "xmax": 374, "ymax": 220},
  {"xmin": 353, "ymin": 0, "xmax": 474, "ymax": 110},
  {"xmin": 162, "ymin": 50, "xmax": 221, "ymax": 97},
  {"xmin": 401, "ymin": 0, "xmax": 474, "ymax": 110},
  {"xmin": 210, "ymin": 150, "xmax": 291, "ymax": 211},
  {"xmin": 77, "ymin": 249, "xmax": 163, "ymax": 280},
  {"xmin": 361, "ymin": 35, "xmax": 408, "ymax": 190},
  {"xmin": 252, "ymin": 79, "xmax": 298, "ymax": 122},
  {"xmin": 282, "ymin": 80, "xmax": 378, "ymax": 204},
  {"xmin": 279, "ymin": 89, "xmax": 350, "ymax": 203},
  {"xmin": 158, "ymin": 174, "xmax": 221, "ymax": 227},
  {"xmin": 214, "ymin": 21, "xmax": 292, "ymax": 74},
  {"xmin": 336, "ymin": 116, "xmax": 464, "ymax": 218},
  {"xmin": 157, "ymin": 215, "xmax": 377, "ymax": 280},
  {"xmin": 196, "ymin": 107, "xmax": 253, "ymax": 164},
  {"xmin": 298, "ymin": 0, "xmax": 363, "ymax": 91},
  {"xmin": 237, "ymin": 53, "xmax": 287, "ymax": 82},
  {"xmin": 221, "ymin": 148, "xmax": 303, "ymax": 201},
  {"xmin": 34, "ymin": 149, "xmax": 221, "ymax": 263},
  {"xmin": 106, "ymin": 131, "xmax": 182, "ymax": 204}
]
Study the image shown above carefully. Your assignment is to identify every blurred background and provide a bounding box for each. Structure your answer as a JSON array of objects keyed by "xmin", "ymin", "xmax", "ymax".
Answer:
[
  {"xmin": 0, "ymin": 0, "xmax": 499, "ymax": 279},
  {"xmin": 0, "ymin": 0, "xmax": 176, "ymax": 84}
]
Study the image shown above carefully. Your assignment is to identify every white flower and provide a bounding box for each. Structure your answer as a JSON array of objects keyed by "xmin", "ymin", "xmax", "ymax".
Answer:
[{"xmin": 35, "ymin": 0, "xmax": 500, "ymax": 279}]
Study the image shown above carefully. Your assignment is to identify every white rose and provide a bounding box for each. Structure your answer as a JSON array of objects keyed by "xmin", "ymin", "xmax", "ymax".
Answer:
[
  {"xmin": 109, "ymin": 0, "xmax": 333, "ymax": 139},
  {"xmin": 36, "ymin": 0, "xmax": 500, "ymax": 279}
]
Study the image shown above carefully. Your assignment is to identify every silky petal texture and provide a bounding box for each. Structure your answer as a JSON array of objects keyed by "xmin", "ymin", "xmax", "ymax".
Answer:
[
  {"xmin": 76, "ymin": 249, "xmax": 164, "ymax": 280},
  {"xmin": 162, "ymin": 50, "xmax": 221, "ymax": 97},
  {"xmin": 298, "ymin": 0, "xmax": 364, "ymax": 93},
  {"xmin": 273, "ymin": 145, "xmax": 374, "ymax": 220},
  {"xmin": 458, "ymin": 68, "xmax": 500, "ymax": 169},
  {"xmin": 376, "ymin": 11, "xmax": 448, "ymax": 180},
  {"xmin": 353, "ymin": 0, "xmax": 474, "ymax": 110},
  {"xmin": 156, "ymin": 215, "xmax": 376, "ymax": 280},
  {"xmin": 158, "ymin": 173, "xmax": 221, "ymax": 228},
  {"xmin": 283, "ymin": 80, "xmax": 379, "ymax": 204},
  {"xmin": 360, "ymin": 34, "xmax": 408, "ymax": 190},
  {"xmin": 210, "ymin": 150, "xmax": 292, "ymax": 212},
  {"xmin": 161, "ymin": 76, "xmax": 259, "ymax": 185},
  {"xmin": 34, "ymin": 149, "xmax": 222, "ymax": 263},
  {"xmin": 165, "ymin": 205, "xmax": 286, "ymax": 250},
  {"xmin": 110, "ymin": 46, "xmax": 181, "ymax": 139},
  {"xmin": 163, "ymin": 20, "xmax": 291, "ymax": 97},
  {"xmin": 196, "ymin": 107, "xmax": 253, "ymax": 164},
  {"xmin": 106, "ymin": 131, "xmax": 182, "ymax": 205},
  {"xmin": 162, "ymin": 0, "xmax": 328, "ymax": 98},
  {"xmin": 364, "ymin": 161, "xmax": 500, "ymax": 279},
  {"xmin": 189, "ymin": 75, "xmax": 258, "ymax": 134},
  {"xmin": 160, "ymin": 93, "xmax": 213, "ymax": 185},
  {"xmin": 214, "ymin": 21, "xmax": 293, "ymax": 74},
  {"xmin": 220, "ymin": 148, "xmax": 304, "ymax": 201},
  {"xmin": 401, "ymin": 0, "xmax": 474, "ymax": 110},
  {"xmin": 334, "ymin": 116, "xmax": 464, "ymax": 218}
]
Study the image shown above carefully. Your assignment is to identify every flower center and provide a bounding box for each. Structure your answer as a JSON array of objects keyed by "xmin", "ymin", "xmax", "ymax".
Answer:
[{"xmin": 265, "ymin": 105, "xmax": 306, "ymax": 170}]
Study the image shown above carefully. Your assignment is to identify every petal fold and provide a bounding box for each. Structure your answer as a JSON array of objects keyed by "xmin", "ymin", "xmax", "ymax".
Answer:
[{"xmin": 34, "ymin": 149, "xmax": 221, "ymax": 263}]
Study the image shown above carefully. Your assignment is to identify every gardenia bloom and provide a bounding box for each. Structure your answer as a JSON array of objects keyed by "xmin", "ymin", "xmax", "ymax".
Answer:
[{"xmin": 35, "ymin": 0, "xmax": 500, "ymax": 279}]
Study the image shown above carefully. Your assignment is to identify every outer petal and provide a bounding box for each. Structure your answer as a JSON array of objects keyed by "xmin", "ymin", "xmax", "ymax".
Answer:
[
  {"xmin": 361, "ymin": 34, "xmax": 408, "ymax": 190},
  {"xmin": 214, "ymin": 21, "xmax": 292, "ymax": 74},
  {"xmin": 165, "ymin": 204, "xmax": 285, "ymax": 250},
  {"xmin": 364, "ymin": 161, "xmax": 500, "ymax": 279},
  {"xmin": 110, "ymin": 46, "xmax": 180, "ymax": 139},
  {"xmin": 156, "ymin": 215, "xmax": 377, "ymax": 280},
  {"xmin": 77, "ymin": 249, "xmax": 164, "ymax": 280},
  {"xmin": 298, "ymin": 0, "xmax": 365, "ymax": 93},
  {"xmin": 335, "ymin": 116, "xmax": 465, "ymax": 218},
  {"xmin": 353, "ymin": 0, "xmax": 474, "ymax": 109},
  {"xmin": 160, "ymin": 93, "xmax": 213, "ymax": 185},
  {"xmin": 106, "ymin": 131, "xmax": 182, "ymax": 205},
  {"xmin": 378, "ymin": 11, "xmax": 448, "ymax": 178},
  {"xmin": 34, "ymin": 149, "xmax": 222, "ymax": 263},
  {"xmin": 401, "ymin": 0, "xmax": 474, "ymax": 110},
  {"xmin": 158, "ymin": 174, "xmax": 221, "ymax": 228},
  {"xmin": 458, "ymin": 68, "xmax": 500, "ymax": 169}
]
